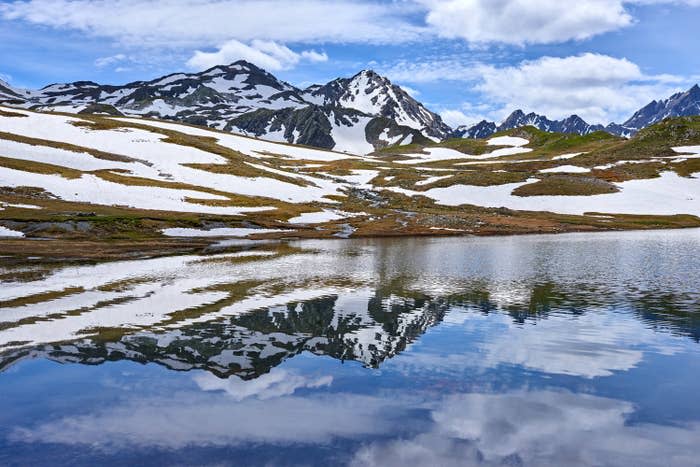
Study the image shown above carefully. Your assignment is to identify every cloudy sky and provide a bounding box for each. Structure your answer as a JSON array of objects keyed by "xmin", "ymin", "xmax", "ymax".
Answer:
[{"xmin": 1, "ymin": 0, "xmax": 699, "ymax": 126}]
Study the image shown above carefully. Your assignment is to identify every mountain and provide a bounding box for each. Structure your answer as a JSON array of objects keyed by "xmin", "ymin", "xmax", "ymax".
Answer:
[
  {"xmin": 302, "ymin": 70, "xmax": 451, "ymax": 140},
  {"xmin": 459, "ymin": 110, "xmax": 612, "ymax": 139},
  {"xmin": 0, "ymin": 79, "xmax": 30, "ymax": 104},
  {"xmin": 0, "ymin": 293, "xmax": 448, "ymax": 378},
  {"xmin": 455, "ymin": 85, "xmax": 700, "ymax": 140},
  {"xmin": 5, "ymin": 62, "xmax": 700, "ymax": 147},
  {"xmin": 622, "ymin": 84, "xmax": 700, "ymax": 132},
  {"xmin": 453, "ymin": 120, "xmax": 497, "ymax": 139},
  {"xmin": 7, "ymin": 61, "xmax": 445, "ymax": 154}
]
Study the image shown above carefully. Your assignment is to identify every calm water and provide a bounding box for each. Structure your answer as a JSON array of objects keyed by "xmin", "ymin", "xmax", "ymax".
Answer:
[{"xmin": 1, "ymin": 230, "xmax": 700, "ymax": 466}]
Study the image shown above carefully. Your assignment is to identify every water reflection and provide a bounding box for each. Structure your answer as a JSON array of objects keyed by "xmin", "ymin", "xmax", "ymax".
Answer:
[
  {"xmin": 1, "ymin": 230, "xmax": 700, "ymax": 465},
  {"xmin": 352, "ymin": 390, "xmax": 700, "ymax": 467}
]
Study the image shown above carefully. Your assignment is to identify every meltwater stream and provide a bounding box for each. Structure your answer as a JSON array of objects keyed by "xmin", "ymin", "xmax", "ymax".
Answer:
[{"xmin": 1, "ymin": 230, "xmax": 699, "ymax": 466}]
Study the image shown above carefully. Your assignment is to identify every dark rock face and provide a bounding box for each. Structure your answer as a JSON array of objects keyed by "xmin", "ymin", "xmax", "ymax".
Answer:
[
  {"xmin": 364, "ymin": 116, "xmax": 431, "ymax": 149},
  {"xmin": 453, "ymin": 120, "xmax": 497, "ymax": 139},
  {"xmin": 228, "ymin": 106, "xmax": 336, "ymax": 149},
  {"xmin": 77, "ymin": 103, "xmax": 124, "ymax": 116}
]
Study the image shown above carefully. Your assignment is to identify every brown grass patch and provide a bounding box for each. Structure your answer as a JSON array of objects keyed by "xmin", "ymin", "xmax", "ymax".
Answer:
[
  {"xmin": 0, "ymin": 109, "xmax": 28, "ymax": 118},
  {"xmin": 0, "ymin": 155, "xmax": 83, "ymax": 179},
  {"xmin": 512, "ymin": 175, "xmax": 619, "ymax": 197}
]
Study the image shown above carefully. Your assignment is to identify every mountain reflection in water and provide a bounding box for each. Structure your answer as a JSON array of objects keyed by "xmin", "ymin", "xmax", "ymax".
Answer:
[{"xmin": 1, "ymin": 230, "xmax": 699, "ymax": 466}]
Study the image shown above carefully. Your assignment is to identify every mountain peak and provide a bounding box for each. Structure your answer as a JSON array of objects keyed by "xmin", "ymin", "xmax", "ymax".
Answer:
[
  {"xmin": 227, "ymin": 59, "xmax": 263, "ymax": 71},
  {"xmin": 623, "ymin": 83, "xmax": 700, "ymax": 130},
  {"xmin": 353, "ymin": 69, "xmax": 384, "ymax": 82}
]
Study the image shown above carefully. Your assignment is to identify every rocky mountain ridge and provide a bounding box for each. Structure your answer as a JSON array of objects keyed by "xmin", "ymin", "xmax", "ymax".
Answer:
[
  {"xmin": 0, "ymin": 61, "xmax": 444, "ymax": 154},
  {"xmin": 1, "ymin": 62, "xmax": 699, "ymax": 149},
  {"xmin": 454, "ymin": 85, "xmax": 700, "ymax": 140}
]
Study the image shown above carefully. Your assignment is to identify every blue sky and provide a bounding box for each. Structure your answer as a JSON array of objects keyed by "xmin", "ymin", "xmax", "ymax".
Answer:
[{"xmin": 1, "ymin": 0, "xmax": 699, "ymax": 126}]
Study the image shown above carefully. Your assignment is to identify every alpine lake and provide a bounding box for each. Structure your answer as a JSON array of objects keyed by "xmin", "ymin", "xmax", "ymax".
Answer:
[{"xmin": 1, "ymin": 229, "xmax": 699, "ymax": 466}]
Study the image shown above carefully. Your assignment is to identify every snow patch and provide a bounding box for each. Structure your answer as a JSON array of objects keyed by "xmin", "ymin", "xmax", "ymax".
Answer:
[
  {"xmin": 487, "ymin": 136, "xmax": 529, "ymax": 147},
  {"xmin": 540, "ymin": 165, "xmax": 591, "ymax": 174},
  {"xmin": 161, "ymin": 228, "xmax": 294, "ymax": 238},
  {"xmin": 0, "ymin": 226, "xmax": 24, "ymax": 237}
]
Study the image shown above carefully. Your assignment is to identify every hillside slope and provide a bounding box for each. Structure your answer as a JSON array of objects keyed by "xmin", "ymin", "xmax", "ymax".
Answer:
[{"xmin": 1, "ymin": 106, "xmax": 699, "ymax": 252}]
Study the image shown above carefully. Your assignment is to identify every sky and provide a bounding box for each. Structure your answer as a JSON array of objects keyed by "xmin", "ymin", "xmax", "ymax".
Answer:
[{"xmin": 1, "ymin": 0, "xmax": 699, "ymax": 127}]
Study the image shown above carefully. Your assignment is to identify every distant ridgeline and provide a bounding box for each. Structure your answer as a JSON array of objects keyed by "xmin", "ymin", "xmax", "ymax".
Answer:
[{"xmin": 1, "ymin": 61, "xmax": 699, "ymax": 153}]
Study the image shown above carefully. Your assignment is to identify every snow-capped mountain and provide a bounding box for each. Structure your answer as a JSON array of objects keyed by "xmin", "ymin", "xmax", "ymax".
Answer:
[
  {"xmin": 19, "ymin": 61, "xmax": 309, "ymax": 122},
  {"xmin": 0, "ymin": 79, "xmax": 30, "ymax": 104},
  {"xmin": 454, "ymin": 110, "xmax": 612, "ymax": 139},
  {"xmin": 455, "ymin": 85, "xmax": 700, "ymax": 140},
  {"xmin": 0, "ymin": 293, "xmax": 448, "ymax": 379},
  {"xmin": 622, "ymin": 84, "xmax": 700, "ymax": 132},
  {"xmin": 5, "ymin": 61, "xmax": 700, "ymax": 147},
  {"xmin": 5, "ymin": 61, "xmax": 442, "ymax": 154},
  {"xmin": 303, "ymin": 70, "xmax": 451, "ymax": 140},
  {"xmin": 501, "ymin": 110, "xmax": 601, "ymax": 134},
  {"xmin": 453, "ymin": 120, "xmax": 497, "ymax": 139}
]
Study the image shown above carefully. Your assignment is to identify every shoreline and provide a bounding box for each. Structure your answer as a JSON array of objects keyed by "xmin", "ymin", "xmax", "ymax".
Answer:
[{"xmin": 2, "ymin": 223, "xmax": 699, "ymax": 263}]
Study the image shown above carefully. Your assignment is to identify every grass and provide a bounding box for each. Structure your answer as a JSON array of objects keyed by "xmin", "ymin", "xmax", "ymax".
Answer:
[
  {"xmin": 0, "ymin": 155, "xmax": 83, "ymax": 179},
  {"xmin": 429, "ymin": 138, "xmax": 493, "ymax": 155},
  {"xmin": 512, "ymin": 175, "xmax": 620, "ymax": 197},
  {"xmin": 0, "ymin": 130, "xmax": 141, "ymax": 163},
  {"xmin": 0, "ymin": 109, "xmax": 28, "ymax": 118},
  {"xmin": 0, "ymin": 286, "xmax": 84, "ymax": 308},
  {"xmin": 2, "ymin": 107, "xmax": 700, "ymax": 248},
  {"xmin": 417, "ymin": 171, "xmax": 530, "ymax": 189},
  {"xmin": 69, "ymin": 118, "xmax": 319, "ymax": 184},
  {"xmin": 672, "ymin": 159, "xmax": 700, "ymax": 177},
  {"xmin": 592, "ymin": 162, "xmax": 664, "ymax": 182}
]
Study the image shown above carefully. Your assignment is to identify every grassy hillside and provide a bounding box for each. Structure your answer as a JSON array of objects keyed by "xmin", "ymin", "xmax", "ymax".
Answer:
[{"xmin": 0, "ymin": 106, "xmax": 699, "ymax": 259}]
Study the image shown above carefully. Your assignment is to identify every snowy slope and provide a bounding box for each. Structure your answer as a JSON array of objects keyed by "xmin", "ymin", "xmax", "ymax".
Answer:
[
  {"xmin": 1, "ymin": 105, "xmax": 699, "ymax": 228},
  {"xmin": 0, "ymin": 107, "xmax": 379, "ymax": 214},
  {"xmin": 304, "ymin": 70, "xmax": 451, "ymax": 140}
]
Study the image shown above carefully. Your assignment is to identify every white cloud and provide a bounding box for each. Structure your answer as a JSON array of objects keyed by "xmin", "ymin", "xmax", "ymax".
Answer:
[
  {"xmin": 440, "ymin": 109, "xmax": 489, "ymax": 128},
  {"xmin": 390, "ymin": 53, "xmax": 689, "ymax": 124},
  {"xmin": 631, "ymin": 0, "xmax": 700, "ymax": 5},
  {"xmin": 420, "ymin": 0, "xmax": 634, "ymax": 45},
  {"xmin": 353, "ymin": 390, "xmax": 700, "ymax": 467},
  {"xmin": 381, "ymin": 59, "xmax": 480, "ymax": 83},
  {"xmin": 1, "ymin": 0, "xmax": 699, "ymax": 59},
  {"xmin": 399, "ymin": 85, "xmax": 421, "ymax": 98},
  {"xmin": 186, "ymin": 39, "xmax": 326, "ymax": 71},
  {"xmin": 440, "ymin": 102, "xmax": 495, "ymax": 127},
  {"xmin": 301, "ymin": 50, "xmax": 329, "ymax": 63},
  {"xmin": 8, "ymin": 392, "xmax": 408, "ymax": 449},
  {"xmin": 474, "ymin": 53, "xmax": 686, "ymax": 122},
  {"xmin": 0, "ymin": 0, "xmax": 425, "ymax": 47},
  {"xmin": 94, "ymin": 53, "xmax": 127, "ymax": 68},
  {"xmin": 193, "ymin": 368, "xmax": 333, "ymax": 401},
  {"xmin": 419, "ymin": 0, "xmax": 700, "ymax": 46},
  {"xmin": 440, "ymin": 110, "xmax": 473, "ymax": 127}
]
